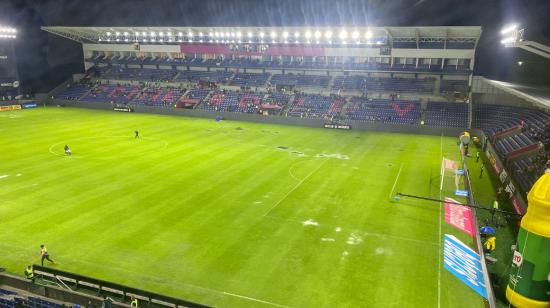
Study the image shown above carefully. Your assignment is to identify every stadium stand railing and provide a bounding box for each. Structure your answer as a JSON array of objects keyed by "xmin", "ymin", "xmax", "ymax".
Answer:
[{"xmin": 30, "ymin": 265, "xmax": 211, "ymax": 308}]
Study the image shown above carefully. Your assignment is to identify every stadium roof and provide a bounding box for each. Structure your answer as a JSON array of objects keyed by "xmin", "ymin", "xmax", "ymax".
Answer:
[
  {"xmin": 484, "ymin": 78, "xmax": 550, "ymax": 109},
  {"xmin": 41, "ymin": 26, "xmax": 482, "ymax": 46}
]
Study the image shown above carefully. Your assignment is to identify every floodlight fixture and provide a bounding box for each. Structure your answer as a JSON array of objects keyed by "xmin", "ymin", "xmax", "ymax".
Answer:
[
  {"xmin": 236, "ymin": 31, "xmax": 242, "ymax": 37},
  {"xmin": 501, "ymin": 24, "xmax": 518, "ymax": 35},
  {"xmin": 339, "ymin": 29, "xmax": 348, "ymax": 39},
  {"xmin": 259, "ymin": 31, "xmax": 265, "ymax": 38},
  {"xmin": 270, "ymin": 31, "xmax": 277, "ymax": 38},
  {"xmin": 314, "ymin": 31, "xmax": 321, "ymax": 39},
  {"xmin": 304, "ymin": 30, "xmax": 312, "ymax": 38},
  {"xmin": 158, "ymin": 32, "xmax": 164, "ymax": 37},
  {"xmin": 324, "ymin": 30, "xmax": 333, "ymax": 39},
  {"xmin": 247, "ymin": 31, "xmax": 253, "ymax": 38},
  {"xmin": 352, "ymin": 30, "xmax": 359, "ymax": 39},
  {"xmin": 282, "ymin": 31, "xmax": 289, "ymax": 38},
  {"xmin": 294, "ymin": 31, "xmax": 300, "ymax": 38},
  {"xmin": 365, "ymin": 30, "xmax": 372, "ymax": 39}
]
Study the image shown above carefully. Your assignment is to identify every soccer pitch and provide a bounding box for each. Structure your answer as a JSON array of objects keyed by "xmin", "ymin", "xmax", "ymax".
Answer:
[{"xmin": 0, "ymin": 107, "xmax": 485, "ymax": 308}]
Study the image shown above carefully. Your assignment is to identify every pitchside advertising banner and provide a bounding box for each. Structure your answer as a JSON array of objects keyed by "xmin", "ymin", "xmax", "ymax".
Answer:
[
  {"xmin": 323, "ymin": 123, "xmax": 351, "ymax": 130},
  {"xmin": 0, "ymin": 104, "xmax": 21, "ymax": 111},
  {"xmin": 443, "ymin": 234, "xmax": 488, "ymax": 299},
  {"xmin": 444, "ymin": 197, "xmax": 475, "ymax": 237}
]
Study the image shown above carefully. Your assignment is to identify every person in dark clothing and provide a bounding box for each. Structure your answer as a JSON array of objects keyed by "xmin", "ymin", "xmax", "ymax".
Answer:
[
  {"xmin": 476, "ymin": 151, "xmax": 480, "ymax": 163},
  {"xmin": 134, "ymin": 130, "xmax": 139, "ymax": 139},
  {"xmin": 64, "ymin": 145, "xmax": 71, "ymax": 156},
  {"xmin": 480, "ymin": 165, "xmax": 485, "ymax": 178}
]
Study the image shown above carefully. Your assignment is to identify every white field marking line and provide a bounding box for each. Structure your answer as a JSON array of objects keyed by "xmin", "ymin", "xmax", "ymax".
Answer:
[
  {"xmin": 388, "ymin": 162, "xmax": 404, "ymax": 199},
  {"xmin": 288, "ymin": 158, "xmax": 318, "ymax": 181},
  {"xmin": 222, "ymin": 292, "xmax": 290, "ymax": 308},
  {"xmin": 438, "ymin": 133, "xmax": 443, "ymax": 308},
  {"xmin": 263, "ymin": 215, "xmax": 438, "ymax": 247},
  {"xmin": 263, "ymin": 158, "xmax": 329, "ymax": 217}
]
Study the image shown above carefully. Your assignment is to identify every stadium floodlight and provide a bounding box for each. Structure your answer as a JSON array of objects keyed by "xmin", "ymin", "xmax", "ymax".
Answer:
[
  {"xmin": 115, "ymin": 32, "xmax": 120, "ymax": 36},
  {"xmin": 259, "ymin": 31, "xmax": 265, "ymax": 38},
  {"xmin": 376, "ymin": 41, "xmax": 383, "ymax": 45},
  {"xmin": 150, "ymin": 31, "xmax": 155, "ymax": 37},
  {"xmin": 304, "ymin": 30, "xmax": 312, "ymax": 38},
  {"xmin": 500, "ymin": 37, "xmax": 515, "ymax": 44},
  {"xmin": 342, "ymin": 40, "xmax": 347, "ymax": 45},
  {"xmin": 214, "ymin": 32, "xmax": 219, "ymax": 37},
  {"xmin": 230, "ymin": 32, "xmax": 235, "ymax": 37},
  {"xmin": 247, "ymin": 31, "xmax": 253, "ymax": 38},
  {"xmin": 501, "ymin": 24, "xmax": 518, "ymax": 35},
  {"xmin": 106, "ymin": 38, "xmax": 111, "ymax": 42},
  {"xmin": 124, "ymin": 38, "xmax": 129, "ymax": 42},
  {"xmin": 106, "ymin": 32, "xmax": 111, "ymax": 36},
  {"xmin": 248, "ymin": 40, "xmax": 252, "ymax": 43},
  {"xmin": 189, "ymin": 39, "xmax": 193, "ymax": 43},
  {"xmin": 295, "ymin": 39, "xmax": 299, "ymax": 43},
  {"xmin": 306, "ymin": 40, "xmax": 311, "ymax": 44},
  {"xmin": 123, "ymin": 32, "xmax": 128, "ymax": 36},
  {"xmin": 208, "ymin": 32, "xmax": 213, "ymax": 37},
  {"xmin": 324, "ymin": 30, "xmax": 332, "ymax": 39},
  {"xmin": 294, "ymin": 31, "xmax": 300, "ymax": 38},
  {"xmin": 198, "ymin": 32, "xmax": 203, "ymax": 36},
  {"xmin": 328, "ymin": 40, "xmax": 332, "ymax": 44},
  {"xmin": 188, "ymin": 31, "xmax": 194, "ymax": 37},
  {"xmin": 518, "ymin": 61, "xmax": 523, "ymax": 66},
  {"xmin": 282, "ymin": 31, "xmax": 289, "ymax": 38},
  {"xmin": 135, "ymin": 32, "xmax": 140, "ymax": 36},
  {"xmin": 236, "ymin": 31, "xmax": 242, "ymax": 37},
  {"xmin": 158, "ymin": 32, "xmax": 164, "ymax": 37},
  {"xmin": 151, "ymin": 38, "xmax": 155, "ymax": 42},
  {"xmin": 314, "ymin": 30, "xmax": 321, "ymax": 39},
  {"xmin": 339, "ymin": 29, "xmax": 348, "ymax": 39},
  {"xmin": 209, "ymin": 39, "xmax": 213, "ymax": 43},
  {"xmin": 178, "ymin": 32, "xmax": 183, "ymax": 36},
  {"xmin": 142, "ymin": 31, "xmax": 147, "ymax": 36},
  {"xmin": 225, "ymin": 32, "xmax": 230, "ymax": 37},
  {"xmin": 355, "ymin": 40, "xmax": 361, "ymax": 45},
  {"xmin": 199, "ymin": 39, "xmax": 203, "ymax": 43},
  {"xmin": 270, "ymin": 31, "xmax": 277, "ymax": 38},
  {"xmin": 315, "ymin": 40, "xmax": 320, "ymax": 44},
  {"xmin": 167, "ymin": 32, "xmax": 172, "ymax": 37},
  {"xmin": 352, "ymin": 30, "xmax": 359, "ymax": 39},
  {"xmin": 365, "ymin": 30, "xmax": 372, "ymax": 39}
]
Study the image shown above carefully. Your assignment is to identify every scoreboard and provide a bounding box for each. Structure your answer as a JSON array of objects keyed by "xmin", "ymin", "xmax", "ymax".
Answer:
[{"xmin": 0, "ymin": 41, "xmax": 20, "ymax": 97}]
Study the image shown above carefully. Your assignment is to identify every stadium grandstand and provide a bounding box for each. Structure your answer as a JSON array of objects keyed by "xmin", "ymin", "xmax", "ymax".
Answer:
[{"xmin": 1, "ymin": 9, "xmax": 550, "ymax": 308}]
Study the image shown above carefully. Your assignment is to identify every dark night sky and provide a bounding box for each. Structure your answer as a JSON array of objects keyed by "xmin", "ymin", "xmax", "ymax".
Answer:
[{"xmin": 1, "ymin": 0, "xmax": 549, "ymax": 93}]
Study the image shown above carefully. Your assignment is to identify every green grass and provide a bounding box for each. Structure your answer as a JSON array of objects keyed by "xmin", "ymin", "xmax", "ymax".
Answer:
[{"xmin": 0, "ymin": 107, "xmax": 486, "ymax": 307}]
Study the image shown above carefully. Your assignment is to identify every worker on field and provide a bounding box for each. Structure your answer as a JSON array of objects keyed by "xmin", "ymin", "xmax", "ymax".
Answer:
[
  {"xmin": 479, "ymin": 165, "xmax": 485, "ymax": 178},
  {"xmin": 134, "ymin": 130, "xmax": 139, "ymax": 139},
  {"xmin": 130, "ymin": 297, "xmax": 138, "ymax": 307},
  {"xmin": 40, "ymin": 244, "xmax": 55, "ymax": 266},
  {"xmin": 64, "ymin": 144, "xmax": 72, "ymax": 156},
  {"xmin": 491, "ymin": 200, "xmax": 500, "ymax": 226},
  {"xmin": 476, "ymin": 151, "xmax": 480, "ymax": 163},
  {"xmin": 24, "ymin": 265, "xmax": 34, "ymax": 283},
  {"xmin": 484, "ymin": 236, "xmax": 496, "ymax": 254}
]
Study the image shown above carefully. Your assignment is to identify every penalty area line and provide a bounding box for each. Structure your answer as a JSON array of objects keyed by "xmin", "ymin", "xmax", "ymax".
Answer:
[
  {"xmin": 389, "ymin": 163, "xmax": 404, "ymax": 199},
  {"xmin": 223, "ymin": 292, "xmax": 290, "ymax": 308}
]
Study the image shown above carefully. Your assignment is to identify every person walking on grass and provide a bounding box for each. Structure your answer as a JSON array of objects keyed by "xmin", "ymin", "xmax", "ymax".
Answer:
[
  {"xmin": 40, "ymin": 244, "xmax": 55, "ymax": 266},
  {"xmin": 134, "ymin": 130, "xmax": 139, "ymax": 139},
  {"xmin": 480, "ymin": 165, "xmax": 485, "ymax": 178},
  {"xmin": 476, "ymin": 151, "xmax": 480, "ymax": 163}
]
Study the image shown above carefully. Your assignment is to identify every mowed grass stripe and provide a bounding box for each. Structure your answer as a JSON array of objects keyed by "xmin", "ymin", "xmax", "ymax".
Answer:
[{"xmin": 0, "ymin": 107, "xmax": 485, "ymax": 308}]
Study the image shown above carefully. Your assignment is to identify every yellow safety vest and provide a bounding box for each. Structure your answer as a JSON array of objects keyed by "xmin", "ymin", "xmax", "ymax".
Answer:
[
  {"xmin": 25, "ymin": 268, "xmax": 34, "ymax": 279},
  {"xmin": 130, "ymin": 299, "xmax": 138, "ymax": 307}
]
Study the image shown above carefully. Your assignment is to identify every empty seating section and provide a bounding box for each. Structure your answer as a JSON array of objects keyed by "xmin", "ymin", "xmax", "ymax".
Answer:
[
  {"xmin": 85, "ymin": 56, "xmax": 472, "ymax": 73},
  {"xmin": 424, "ymin": 102, "xmax": 468, "ymax": 127},
  {"xmin": 175, "ymin": 70, "xmax": 233, "ymax": 83},
  {"xmin": 197, "ymin": 91, "xmax": 280, "ymax": 113},
  {"xmin": 494, "ymin": 133, "xmax": 536, "ymax": 155},
  {"xmin": 473, "ymin": 105, "xmax": 550, "ymax": 136},
  {"xmin": 0, "ymin": 288, "xmax": 64, "ymax": 308},
  {"xmin": 332, "ymin": 76, "xmax": 434, "ymax": 93},
  {"xmin": 270, "ymin": 74, "xmax": 330, "ymax": 88},
  {"xmin": 54, "ymin": 84, "xmax": 90, "ymax": 100},
  {"xmin": 98, "ymin": 67, "xmax": 177, "ymax": 82},
  {"xmin": 230, "ymin": 73, "xmax": 270, "ymax": 87},
  {"xmin": 79, "ymin": 84, "xmax": 182, "ymax": 107},
  {"xmin": 287, "ymin": 95, "xmax": 343, "ymax": 119},
  {"xmin": 185, "ymin": 88, "xmax": 211, "ymax": 102},
  {"xmin": 333, "ymin": 76, "xmax": 366, "ymax": 90},
  {"xmin": 344, "ymin": 98, "xmax": 420, "ymax": 125},
  {"xmin": 511, "ymin": 157, "xmax": 541, "ymax": 193}
]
